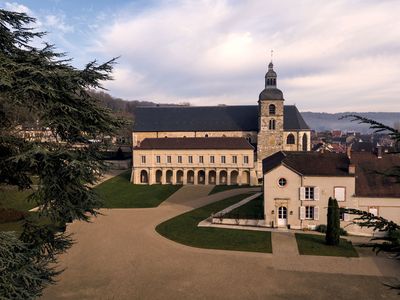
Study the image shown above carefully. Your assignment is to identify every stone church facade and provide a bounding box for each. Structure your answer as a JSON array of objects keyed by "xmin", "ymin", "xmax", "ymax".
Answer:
[{"xmin": 131, "ymin": 62, "xmax": 311, "ymax": 185}]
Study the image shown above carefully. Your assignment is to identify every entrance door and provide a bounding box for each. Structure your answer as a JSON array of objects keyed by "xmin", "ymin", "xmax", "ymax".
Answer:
[{"xmin": 277, "ymin": 206, "xmax": 287, "ymax": 227}]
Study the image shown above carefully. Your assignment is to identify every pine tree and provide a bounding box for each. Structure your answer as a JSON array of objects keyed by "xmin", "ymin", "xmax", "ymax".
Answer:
[
  {"xmin": 0, "ymin": 8, "xmax": 125, "ymax": 298},
  {"xmin": 326, "ymin": 197, "xmax": 340, "ymax": 246},
  {"xmin": 342, "ymin": 114, "xmax": 400, "ymax": 293}
]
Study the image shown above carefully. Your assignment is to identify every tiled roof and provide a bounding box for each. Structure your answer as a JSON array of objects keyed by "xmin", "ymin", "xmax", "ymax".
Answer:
[
  {"xmin": 351, "ymin": 152, "xmax": 400, "ymax": 197},
  {"xmin": 134, "ymin": 137, "xmax": 254, "ymax": 150},
  {"xmin": 262, "ymin": 151, "xmax": 351, "ymax": 176},
  {"xmin": 133, "ymin": 105, "xmax": 310, "ymax": 132},
  {"xmin": 263, "ymin": 151, "xmax": 400, "ymax": 198}
]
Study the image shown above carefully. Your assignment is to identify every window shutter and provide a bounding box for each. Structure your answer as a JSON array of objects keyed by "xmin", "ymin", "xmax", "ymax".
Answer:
[
  {"xmin": 314, "ymin": 206, "xmax": 319, "ymax": 220},
  {"xmin": 300, "ymin": 206, "xmax": 306, "ymax": 220},
  {"xmin": 300, "ymin": 187, "xmax": 306, "ymax": 200},
  {"xmin": 314, "ymin": 187, "xmax": 320, "ymax": 201},
  {"xmin": 344, "ymin": 207, "xmax": 350, "ymax": 221}
]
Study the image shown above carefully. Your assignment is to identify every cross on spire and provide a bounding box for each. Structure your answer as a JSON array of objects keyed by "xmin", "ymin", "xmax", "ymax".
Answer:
[{"xmin": 270, "ymin": 49, "xmax": 273, "ymax": 62}]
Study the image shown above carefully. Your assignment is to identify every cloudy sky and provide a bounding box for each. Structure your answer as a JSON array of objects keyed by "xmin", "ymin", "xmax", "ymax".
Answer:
[{"xmin": 2, "ymin": 0, "xmax": 400, "ymax": 112}]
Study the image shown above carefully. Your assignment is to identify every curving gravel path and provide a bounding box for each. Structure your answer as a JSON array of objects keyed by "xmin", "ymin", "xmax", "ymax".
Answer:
[{"xmin": 42, "ymin": 185, "xmax": 400, "ymax": 300}]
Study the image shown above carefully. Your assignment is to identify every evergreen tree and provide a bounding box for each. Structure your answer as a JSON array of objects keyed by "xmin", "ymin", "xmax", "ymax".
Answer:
[
  {"xmin": 0, "ymin": 8, "xmax": 125, "ymax": 298},
  {"xmin": 343, "ymin": 114, "xmax": 400, "ymax": 293},
  {"xmin": 326, "ymin": 197, "xmax": 340, "ymax": 246}
]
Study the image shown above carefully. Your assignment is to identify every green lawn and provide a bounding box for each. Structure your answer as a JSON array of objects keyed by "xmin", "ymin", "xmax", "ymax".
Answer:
[
  {"xmin": 0, "ymin": 188, "xmax": 36, "ymax": 233},
  {"xmin": 95, "ymin": 171, "xmax": 182, "ymax": 208},
  {"xmin": 0, "ymin": 189, "xmax": 35, "ymax": 211},
  {"xmin": 223, "ymin": 194, "xmax": 264, "ymax": 219},
  {"xmin": 295, "ymin": 233, "xmax": 358, "ymax": 257},
  {"xmin": 208, "ymin": 185, "xmax": 250, "ymax": 195},
  {"xmin": 156, "ymin": 193, "xmax": 272, "ymax": 253},
  {"xmin": 0, "ymin": 220, "xmax": 24, "ymax": 233}
]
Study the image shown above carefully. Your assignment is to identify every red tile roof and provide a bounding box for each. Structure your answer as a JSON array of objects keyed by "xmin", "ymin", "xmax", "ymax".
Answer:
[
  {"xmin": 263, "ymin": 151, "xmax": 400, "ymax": 198},
  {"xmin": 351, "ymin": 152, "xmax": 400, "ymax": 198},
  {"xmin": 263, "ymin": 151, "xmax": 351, "ymax": 176}
]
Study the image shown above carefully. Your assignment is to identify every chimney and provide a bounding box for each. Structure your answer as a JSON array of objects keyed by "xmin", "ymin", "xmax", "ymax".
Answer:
[
  {"xmin": 348, "ymin": 164, "xmax": 356, "ymax": 175},
  {"xmin": 377, "ymin": 145, "xmax": 382, "ymax": 159}
]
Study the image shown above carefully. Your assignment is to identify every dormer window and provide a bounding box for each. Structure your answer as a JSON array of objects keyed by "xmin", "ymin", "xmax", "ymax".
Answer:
[{"xmin": 269, "ymin": 104, "xmax": 276, "ymax": 115}]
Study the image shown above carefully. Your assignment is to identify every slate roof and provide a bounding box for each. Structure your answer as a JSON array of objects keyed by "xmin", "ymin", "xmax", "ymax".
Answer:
[
  {"xmin": 262, "ymin": 151, "xmax": 351, "ymax": 176},
  {"xmin": 133, "ymin": 105, "xmax": 310, "ymax": 132},
  {"xmin": 259, "ymin": 88, "xmax": 284, "ymax": 100},
  {"xmin": 134, "ymin": 137, "xmax": 254, "ymax": 150}
]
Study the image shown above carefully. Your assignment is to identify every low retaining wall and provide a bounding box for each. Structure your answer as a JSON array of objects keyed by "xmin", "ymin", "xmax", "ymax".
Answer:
[
  {"xmin": 211, "ymin": 217, "xmax": 266, "ymax": 227},
  {"xmin": 104, "ymin": 159, "xmax": 131, "ymax": 170}
]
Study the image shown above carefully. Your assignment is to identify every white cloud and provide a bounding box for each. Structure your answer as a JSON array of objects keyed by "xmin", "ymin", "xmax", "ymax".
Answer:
[
  {"xmin": 43, "ymin": 14, "xmax": 74, "ymax": 33},
  {"xmin": 4, "ymin": 1, "xmax": 31, "ymax": 14},
  {"xmin": 6, "ymin": 0, "xmax": 400, "ymax": 112}
]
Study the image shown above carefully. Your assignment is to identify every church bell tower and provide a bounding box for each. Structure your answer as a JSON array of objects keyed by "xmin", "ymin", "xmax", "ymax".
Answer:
[{"xmin": 256, "ymin": 61, "xmax": 284, "ymax": 177}]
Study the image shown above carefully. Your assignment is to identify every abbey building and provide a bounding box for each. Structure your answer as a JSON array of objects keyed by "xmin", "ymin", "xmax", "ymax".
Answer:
[{"xmin": 131, "ymin": 62, "xmax": 311, "ymax": 185}]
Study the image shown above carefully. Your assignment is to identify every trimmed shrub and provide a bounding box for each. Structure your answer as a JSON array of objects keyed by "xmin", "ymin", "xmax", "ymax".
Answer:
[
  {"xmin": 317, "ymin": 224, "xmax": 347, "ymax": 236},
  {"xmin": 326, "ymin": 197, "xmax": 340, "ymax": 245},
  {"xmin": 316, "ymin": 224, "xmax": 327, "ymax": 233},
  {"xmin": 0, "ymin": 208, "xmax": 28, "ymax": 223}
]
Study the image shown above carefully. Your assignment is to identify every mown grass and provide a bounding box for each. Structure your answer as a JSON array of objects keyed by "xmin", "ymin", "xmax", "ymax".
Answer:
[
  {"xmin": 0, "ymin": 189, "xmax": 35, "ymax": 211},
  {"xmin": 208, "ymin": 185, "xmax": 250, "ymax": 195},
  {"xmin": 95, "ymin": 171, "xmax": 181, "ymax": 208},
  {"xmin": 156, "ymin": 193, "xmax": 272, "ymax": 253},
  {"xmin": 223, "ymin": 194, "xmax": 264, "ymax": 219},
  {"xmin": 295, "ymin": 233, "xmax": 358, "ymax": 257}
]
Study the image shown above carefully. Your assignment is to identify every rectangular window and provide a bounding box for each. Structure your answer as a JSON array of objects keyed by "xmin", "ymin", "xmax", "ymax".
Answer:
[
  {"xmin": 305, "ymin": 206, "xmax": 314, "ymax": 219},
  {"xmin": 188, "ymin": 156, "xmax": 193, "ymax": 164},
  {"xmin": 167, "ymin": 156, "xmax": 171, "ymax": 163},
  {"xmin": 221, "ymin": 156, "xmax": 226, "ymax": 164},
  {"xmin": 244, "ymin": 156, "xmax": 249, "ymax": 164},
  {"xmin": 210, "ymin": 156, "xmax": 215, "ymax": 163},
  {"xmin": 156, "ymin": 156, "xmax": 161, "ymax": 164},
  {"xmin": 232, "ymin": 155, "xmax": 237, "ymax": 164},
  {"xmin": 178, "ymin": 156, "xmax": 182, "ymax": 163},
  {"xmin": 334, "ymin": 187, "xmax": 346, "ymax": 201},
  {"xmin": 368, "ymin": 207, "xmax": 378, "ymax": 216},
  {"xmin": 141, "ymin": 155, "xmax": 146, "ymax": 164},
  {"xmin": 199, "ymin": 156, "xmax": 204, "ymax": 163},
  {"xmin": 305, "ymin": 187, "xmax": 314, "ymax": 200},
  {"xmin": 300, "ymin": 187, "xmax": 319, "ymax": 200}
]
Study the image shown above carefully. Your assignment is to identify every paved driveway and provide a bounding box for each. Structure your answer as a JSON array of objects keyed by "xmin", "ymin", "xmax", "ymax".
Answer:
[{"xmin": 42, "ymin": 186, "xmax": 400, "ymax": 300}]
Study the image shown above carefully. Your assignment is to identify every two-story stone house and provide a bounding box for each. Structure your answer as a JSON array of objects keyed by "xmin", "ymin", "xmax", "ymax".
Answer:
[{"xmin": 262, "ymin": 150, "xmax": 400, "ymax": 235}]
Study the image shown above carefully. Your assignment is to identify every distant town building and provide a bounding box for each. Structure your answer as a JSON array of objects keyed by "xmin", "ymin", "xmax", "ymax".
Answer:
[{"xmin": 131, "ymin": 61, "xmax": 311, "ymax": 185}]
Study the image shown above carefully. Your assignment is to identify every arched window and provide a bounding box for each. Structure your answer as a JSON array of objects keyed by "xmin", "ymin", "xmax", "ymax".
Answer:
[
  {"xmin": 269, "ymin": 104, "xmax": 276, "ymax": 115},
  {"xmin": 286, "ymin": 133, "xmax": 295, "ymax": 145},
  {"xmin": 269, "ymin": 119, "xmax": 276, "ymax": 130},
  {"xmin": 302, "ymin": 133, "xmax": 308, "ymax": 151}
]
